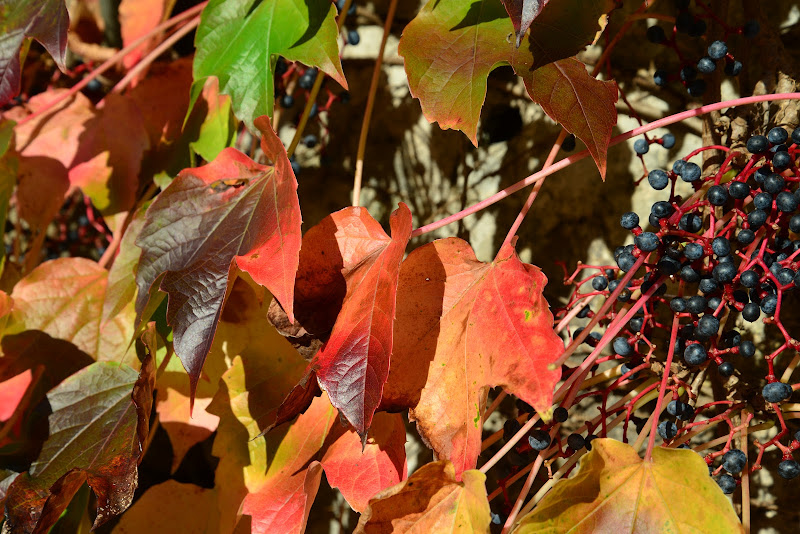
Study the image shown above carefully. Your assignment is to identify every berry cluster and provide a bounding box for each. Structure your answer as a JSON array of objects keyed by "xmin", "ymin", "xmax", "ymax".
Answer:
[
  {"xmin": 647, "ymin": 0, "xmax": 759, "ymax": 97},
  {"xmin": 549, "ymin": 126, "xmax": 800, "ymax": 500}
]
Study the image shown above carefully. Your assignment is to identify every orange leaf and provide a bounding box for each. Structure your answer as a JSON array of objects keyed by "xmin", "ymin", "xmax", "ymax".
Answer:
[
  {"xmin": 156, "ymin": 389, "xmax": 219, "ymax": 473},
  {"xmin": 382, "ymin": 238, "xmax": 562, "ymax": 475},
  {"xmin": 0, "ymin": 369, "xmax": 32, "ymax": 421},
  {"xmin": 118, "ymin": 0, "xmax": 177, "ymax": 69},
  {"xmin": 512, "ymin": 439, "xmax": 744, "ymax": 533},
  {"xmin": 354, "ymin": 460, "xmax": 490, "ymax": 533},
  {"xmin": 112, "ymin": 480, "xmax": 219, "ymax": 533}
]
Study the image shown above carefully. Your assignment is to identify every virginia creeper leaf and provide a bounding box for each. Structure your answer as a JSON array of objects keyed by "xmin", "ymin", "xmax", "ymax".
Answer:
[
  {"xmin": 156, "ymin": 390, "xmax": 219, "ymax": 473},
  {"xmin": 0, "ymin": 0, "xmax": 68, "ymax": 106},
  {"xmin": 2, "ymin": 355, "xmax": 155, "ymax": 534},
  {"xmin": 500, "ymin": 0, "xmax": 548, "ymax": 47},
  {"xmin": 211, "ymin": 354, "xmax": 406, "ymax": 533},
  {"xmin": 399, "ymin": 0, "xmax": 615, "ymax": 175},
  {"xmin": 189, "ymin": 76, "xmax": 238, "ymax": 163},
  {"xmin": 273, "ymin": 204, "xmax": 413, "ymax": 438},
  {"xmin": 193, "ymin": 0, "xmax": 347, "ymax": 132},
  {"xmin": 9, "ymin": 258, "xmax": 135, "ymax": 362},
  {"xmin": 112, "ymin": 480, "xmax": 220, "ymax": 533},
  {"xmin": 134, "ymin": 117, "xmax": 302, "ymax": 399},
  {"xmin": 9, "ymin": 89, "xmax": 150, "ymax": 214},
  {"xmin": 381, "ymin": 238, "xmax": 562, "ymax": 475},
  {"xmin": 512, "ymin": 439, "xmax": 744, "ymax": 533},
  {"xmin": 517, "ymin": 58, "xmax": 618, "ymax": 178},
  {"xmin": 354, "ymin": 460, "xmax": 490, "ymax": 534}
]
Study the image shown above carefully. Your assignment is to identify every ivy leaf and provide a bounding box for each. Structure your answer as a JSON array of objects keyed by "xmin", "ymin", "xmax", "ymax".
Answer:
[
  {"xmin": 193, "ymin": 0, "xmax": 347, "ymax": 132},
  {"xmin": 118, "ymin": 0, "xmax": 177, "ymax": 68},
  {"xmin": 399, "ymin": 0, "xmax": 614, "ymax": 175},
  {"xmin": 189, "ymin": 76, "xmax": 238, "ymax": 163},
  {"xmin": 0, "ymin": 369, "xmax": 32, "ymax": 421},
  {"xmin": 134, "ymin": 117, "xmax": 302, "ymax": 400},
  {"xmin": 0, "ymin": 0, "xmax": 68, "ymax": 106},
  {"xmin": 2, "ymin": 355, "xmax": 155, "ymax": 534},
  {"xmin": 500, "ymin": 0, "xmax": 548, "ymax": 47},
  {"xmin": 273, "ymin": 204, "xmax": 413, "ymax": 438},
  {"xmin": 9, "ymin": 258, "xmax": 136, "ymax": 362},
  {"xmin": 512, "ymin": 439, "xmax": 744, "ymax": 533},
  {"xmin": 354, "ymin": 460, "xmax": 490, "ymax": 533},
  {"xmin": 156, "ymin": 390, "xmax": 220, "ymax": 473},
  {"xmin": 381, "ymin": 238, "xmax": 563, "ymax": 475},
  {"xmin": 516, "ymin": 58, "xmax": 618, "ymax": 178}
]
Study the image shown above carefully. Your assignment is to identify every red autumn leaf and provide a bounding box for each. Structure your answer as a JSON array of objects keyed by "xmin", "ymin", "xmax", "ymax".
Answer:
[
  {"xmin": 515, "ymin": 58, "xmax": 618, "ymax": 178},
  {"xmin": 354, "ymin": 460, "xmax": 491, "ymax": 533},
  {"xmin": 381, "ymin": 238, "xmax": 563, "ymax": 475},
  {"xmin": 0, "ymin": 0, "xmax": 68, "ymax": 106},
  {"xmin": 2, "ymin": 353, "xmax": 155, "ymax": 534},
  {"xmin": 211, "ymin": 349, "xmax": 406, "ymax": 533},
  {"xmin": 513, "ymin": 439, "xmax": 743, "ymax": 533},
  {"xmin": 134, "ymin": 116, "xmax": 302, "ymax": 398},
  {"xmin": 0, "ymin": 369, "xmax": 32, "ymax": 421},
  {"xmin": 399, "ymin": 0, "xmax": 615, "ymax": 176},
  {"xmin": 500, "ymin": 0, "xmax": 549, "ymax": 47},
  {"xmin": 273, "ymin": 204, "xmax": 413, "ymax": 438}
]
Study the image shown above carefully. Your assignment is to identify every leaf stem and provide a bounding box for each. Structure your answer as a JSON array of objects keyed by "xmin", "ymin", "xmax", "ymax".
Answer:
[
  {"xmin": 410, "ymin": 92, "xmax": 800, "ymax": 238},
  {"xmin": 13, "ymin": 2, "xmax": 208, "ymax": 127},
  {"xmin": 351, "ymin": 0, "xmax": 398, "ymax": 207},
  {"xmin": 644, "ymin": 312, "xmax": 681, "ymax": 461}
]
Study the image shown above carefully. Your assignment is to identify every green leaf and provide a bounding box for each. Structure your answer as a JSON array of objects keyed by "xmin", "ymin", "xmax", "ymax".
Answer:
[
  {"xmin": 190, "ymin": 77, "xmax": 238, "ymax": 162},
  {"xmin": 0, "ymin": 120, "xmax": 16, "ymax": 273},
  {"xmin": 2, "ymin": 356, "xmax": 155, "ymax": 534},
  {"xmin": 0, "ymin": 0, "xmax": 69, "ymax": 106},
  {"xmin": 512, "ymin": 439, "xmax": 744, "ymax": 533},
  {"xmin": 399, "ymin": 0, "xmax": 614, "ymax": 174},
  {"xmin": 193, "ymin": 0, "xmax": 347, "ymax": 132}
]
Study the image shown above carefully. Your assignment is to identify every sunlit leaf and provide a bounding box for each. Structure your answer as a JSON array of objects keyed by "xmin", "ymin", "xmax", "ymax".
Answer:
[
  {"xmin": 9, "ymin": 258, "xmax": 135, "ymax": 362},
  {"xmin": 512, "ymin": 439, "xmax": 744, "ymax": 533},
  {"xmin": 355, "ymin": 460, "xmax": 490, "ymax": 533},
  {"xmin": 381, "ymin": 238, "xmax": 562, "ymax": 475},
  {"xmin": 118, "ymin": 0, "xmax": 177, "ymax": 68},
  {"xmin": 193, "ymin": 0, "xmax": 347, "ymax": 131},
  {"xmin": 134, "ymin": 117, "xmax": 301, "ymax": 399}
]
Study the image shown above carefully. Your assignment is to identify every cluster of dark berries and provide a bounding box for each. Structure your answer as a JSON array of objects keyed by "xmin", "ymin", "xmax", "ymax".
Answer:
[
  {"xmin": 557, "ymin": 125, "xmax": 800, "ymax": 494},
  {"xmin": 647, "ymin": 0, "xmax": 759, "ymax": 97},
  {"xmin": 336, "ymin": 0, "xmax": 361, "ymax": 46}
]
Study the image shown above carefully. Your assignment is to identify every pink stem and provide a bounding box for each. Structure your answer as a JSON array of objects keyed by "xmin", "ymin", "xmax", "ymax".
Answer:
[
  {"xmin": 411, "ymin": 92, "xmax": 800, "ymax": 237},
  {"xmin": 644, "ymin": 312, "xmax": 681, "ymax": 461}
]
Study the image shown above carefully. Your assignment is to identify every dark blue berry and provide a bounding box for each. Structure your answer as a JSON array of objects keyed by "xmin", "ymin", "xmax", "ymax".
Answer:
[
  {"xmin": 707, "ymin": 185, "xmax": 728, "ymax": 206},
  {"xmin": 280, "ymin": 93, "xmax": 295, "ymax": 108},
  {"xmin": 747, "ymin": 209, "xmax": 768, "ymax": 228},
  {"xmin": 763, "ymin": 382, "xmax": 793, "ymax": 403},
  {"xmin": 712, "ymin": 237, "xmax": 731, "ymax": 257},
  {"xmin": 617, "ymin": 252, "xmax": 637, "ymax": 272},
  {"xmin": 661, "ymin": 133, "xmax": 676, "ymax": 149},
  {"xmin": 553, "ymin": 406, "xmax": 568, "ymax": 423},
  {"xmin": 658, "ymin": 420, "xmax": 678, "ymax": 439},
  {"xmin": 620, "ymin": 212, "xmax": 640, "ymax": 230},
  {"xmin": 747, "ymin": 135, "xmax": 769, "ymax": 153},
  {"xmin": 772, "ymin": 151, "xmax": 792, "ymax": 170},
  {"xmin": 651, "ymin": 201, "xmax": 673, "ymax": 219},
  {"xmin": 528, "ymin": 429, "xmax": 551, "ymax": 451},
  {"xmin": 697, "ymin": 314, "xmax": 720, "ymax": 337},
  {"xmin": 724, "ymin": 60, "xmax": 743, "ymax": 76},
  {"xmin": 699, "ymin": 277, "xmax": 719, "ymax": 294},
  {"xmin": 684, "ymin": 343, "xmax": 708, "ymax": 365},
  {"xmin": 654, "ymin": 69, "xmax": 669, "ymax": 87},
  {"xmin": 776, "ymin": 191, "xmax": 798, "ymax": 212},
  {"xmin": 679, "ymin": 213, "xmax": 703, "ymax": 233},
  {"xmin": 684, "ymin": 242, "xmax": 704, "ymax": 260},
  {"xmin": 753, "ymin": 192, "xmax": 772, "ymax": 210},
  {"xmin": 778, "ymin": 460, "xmax": 800, "ymax": 480},
  {"xmin": 591, "ymin": 276, "xmax": 608, "ymax": 291},
  {"xmin": 635, "ymin": 232, "xmax": 660, "ymax": 252},
  {"xmin": 790, "ymin": 214, "xmax": 800, "ymax": 233},
  {"xmin": 634, "ymin": 139, "xmax": 649, "ymax": 155},
  {"xmin": 670, "ymin": 298, "xmax": 687, "ymax": 313},
  {"xmin": 298, "ymin": 68, "xmax": 317, "ymax": 90},
  {"xmin": 740, "ymin": 270, "xmax": 759, "ymax": 288},
  {"xmin": 657, "ymin": 256, "xmax": 681, "ymax": 275},
  {"xmin": 777, "ymin": 268, "xmax": 795, "ymax": 286},
  {"xmin": 613, "ymin": 337, "xmax": 633, "ymax": 356},
  {"xmin": 567, "ymin": 433, "xmax": 585, "ymax": 451},
  {"xmin": 718, "ymin": 362, "xmax": 735, "ymax": 377},
  {"xmin": 739, "ymin": 340, "xmax": 755, "ymax": 357},
  {"xmin": 737, "ymin": 229, "xmax": 756, "ymax": 245},
  {"xmin": 716, "ymin": 474, "xmax": 736, "ymax": 494},
  {"xmin": 767, "ymin": 127, "xmax": 789, "ymax": 145},
  {"xmin": 667, "ymin": 400, "xmax": 694, "ymax": 420},
  {"xmin": 686, "ymin": 296, "xmax": 707, "ymax": 314},
  {"xmin": 760, "ymin": 294, "xmax": 778, "ymax": 315},
  {"xmin": 347, "ymin": 29, "xmax": 360, "ymax": 45},
  {"xmin": 687, "ymin": 79, "xmax": 707, "ymax": 97},
  {"xmin": 742, "ymin": 302, "xmax": 760, "ymax": 322},
  {"xmin": 561, "ymin": 134, "xmax": 576, "ymax": 151},
  {"xmin": 648, "ymin": 169, "xmax": 669, "ymax": 190},
  {"xmin": 303, "ymin": 134, "xmax": 318, "ymax": 148},
  {"xmin": 708, "ymin": 40, "xmax": 728, "ymax": 60},
  {"xmin": 697, "ymin": 57, "xmax": 716, "ymax": 74},
  {"xmin": 680, "ymin": 264, "xmax": 700, "ymax": 283},
  {"xmin": 728, "ymin": 181, "xmax": 750, "ymax": 199}
]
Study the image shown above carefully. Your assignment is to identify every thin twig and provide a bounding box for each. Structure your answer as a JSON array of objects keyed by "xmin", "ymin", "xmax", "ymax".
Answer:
[{"xmin": 352, "ymin": 0, "xmax": 398, "ymax": 206}]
